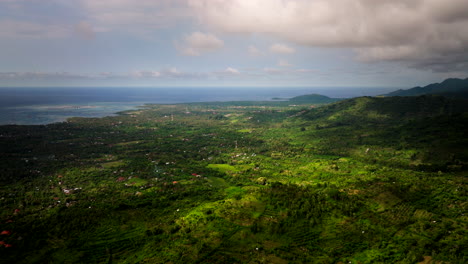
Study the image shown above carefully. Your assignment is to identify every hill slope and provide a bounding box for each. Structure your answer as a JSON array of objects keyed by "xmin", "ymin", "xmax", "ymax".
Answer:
[
  {"xmin": 384, "ymin": 77, "xmax": 468, "ymax": 97},
  {"xmin": 298, "ymin": 95, "xmax": 468, "ymax": 169},
  {"xmin": 0, "ymin": 96, "xmax": 467, "ymax": 263},
  {"xmin": 302, "ymin": 95, "xmax": 467, "ymax": 122},
  {"xmin": 288, "ymin": 93, "xmax": 340, "ymax": 103}
]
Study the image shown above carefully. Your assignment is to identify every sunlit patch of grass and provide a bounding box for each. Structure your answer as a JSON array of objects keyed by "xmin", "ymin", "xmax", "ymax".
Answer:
[
  {"xmin": 115, "ymin": 140, "xmax": 143, "ymax": 146},
  {"xmin": 100, "ymin": 160, "xmax": 125, "ymax": 169},
  {"xmin": 224, "ymin": 186, "xmax": 245, "ymax": 199},
  {"xmin": 206, "ymin": 176, "xmax": 228, "ymax": 187},
  {"xmin": 207, "ymin": 164, "xmax": 239, "ymax": 174}
]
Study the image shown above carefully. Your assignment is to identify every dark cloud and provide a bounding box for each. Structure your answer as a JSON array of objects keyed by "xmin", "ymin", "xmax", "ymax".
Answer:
[{"xmin": 190, "ymin": 0, "xmax": 468, "ymax": 72}]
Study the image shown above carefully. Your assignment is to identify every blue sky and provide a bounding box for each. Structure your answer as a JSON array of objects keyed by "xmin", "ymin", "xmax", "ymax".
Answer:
[{"xmin": 0, "ymin": 0, "xmax": 467, "ymax": 88}]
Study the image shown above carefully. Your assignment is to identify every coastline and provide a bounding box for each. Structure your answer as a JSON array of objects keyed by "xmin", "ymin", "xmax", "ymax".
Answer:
[{"xmin": 0, "ymin": 102, "xmax": 145, "ymax": 125}]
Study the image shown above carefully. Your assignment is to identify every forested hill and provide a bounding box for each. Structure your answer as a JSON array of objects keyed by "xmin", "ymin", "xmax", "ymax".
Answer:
[
  {"xmin": 288, "ymin": 93, "xmax": 340, "ymax": 103},
  {"xmin": 298, "ymin": 95, "xmax": 468, "ymax": 170},
  {"xmin": 301, "ymin": 95, "xmax": 468, "ymax": 123},
  {"xmin": 384, "ymin": 77, "xmax": 468, "ymax": 98}
]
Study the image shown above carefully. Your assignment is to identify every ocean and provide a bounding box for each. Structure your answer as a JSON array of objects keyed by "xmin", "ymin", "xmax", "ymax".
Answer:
[{"xmin": 0, "ymin": 87, "xmax": 397, "ymax": 125}]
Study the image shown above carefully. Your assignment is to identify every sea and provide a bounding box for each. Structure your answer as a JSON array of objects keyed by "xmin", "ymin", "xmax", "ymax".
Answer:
[{"xmin": 0, "ymin": 87, "xmax": 397, "ymax": 125}]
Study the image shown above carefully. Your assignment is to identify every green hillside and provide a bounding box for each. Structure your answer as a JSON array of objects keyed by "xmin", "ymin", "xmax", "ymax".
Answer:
[
  {"xmin": 303, "ymin": 95, "xmax": 467, "ymax": 122},
  {"xmin": 300, "ymin": 95, "xmax": 468, "ymax": 169},
  {"xmin": 385, "ymin": 77, "xmax": 468, "ymax": 97},
  {"xmin": 0, "ymin": 97, "xmax": 467, "ymax": 263},
  {"xmin": 288, "ymin": 93, "xmax": 340, "ymax": 103}
]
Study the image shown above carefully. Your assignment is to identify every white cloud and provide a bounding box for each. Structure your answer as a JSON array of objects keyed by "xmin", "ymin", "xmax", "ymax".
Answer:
[
  {"xmin": 296, "ymin": 68, "xmax": 318, "ymax": 73},
  {"xmin": 0, "ymin": 66, "xmax": 355, "ymax": 84},
  {"xmin": 133, "ymin": 67, "xmax": 198, "ymax": 79},
  {"xmin": 263, "ymin": 68, "xmax": 282, "ymax": 74},
  {"xmin": 74, "ymin": 21, "xmax": 95, "ymax": 40},
  {"xmin": 2, "ymin": 0, "xmax": 467, "ymax": 74},
  {"xmin": 0, "ymin": 71, "xmax": 94, "ymax": 79},
  {"xmin": 189, "ymin": 0, "xmax": 468, "ymax": 72},
  {"xmin": 224, "ymin": 67, "xmax": 240, "ymax": 74},
  {"xmin": 177, "ymin": 32, "xmax": 224, "ymax": 56},
  {"xmin": 261, "ymin": 67, "xmax": 325, "ymax": 76},
  {"xmin": 0, "ymin": 69, "xmax": 188, "ymax": 81},
  {"xmin": 263, "ymin": 67, "xmax": 301, "ymax": 76},
  {"xmin": 248, "ymin": 45, "xmax": 263, "ymax": 56},
  {"xmin": 117, "ymin": 68, "xmax": 200, "ymax": 79},
  {"xmin": 270, "ymin": 44, "xmax": 295, "ymax": 54},
  {"xmin": 0, "ymin": 0, "xmax": 193, "ymax": 39},
  {"xmin": 168, "ymin": 67, "xmax": 179, "ymax": 74},
  {"xmin": 277, "ymin": 59, "xmax": 292, "ymax": 67},
  {"xmin": 80, "ymin": 0, "xmax": 191, "ymax": 33},
  {"xmin": 131, "ymin": 70, "xmax": 161, "ymax": 78},
  {"xmin": 0, "ymin": 19, "xmax": 69, "ymax": 39}
]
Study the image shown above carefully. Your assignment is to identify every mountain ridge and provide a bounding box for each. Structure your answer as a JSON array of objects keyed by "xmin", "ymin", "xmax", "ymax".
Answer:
[{"xmin": 384, "ymin": 77, "xmax": 468, "ymax": 97}]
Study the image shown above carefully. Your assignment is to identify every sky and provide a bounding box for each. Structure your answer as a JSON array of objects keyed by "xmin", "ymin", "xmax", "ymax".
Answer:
[{"xmin": 0, "ymin": 0, "xmax": 467, "ymax": 88}]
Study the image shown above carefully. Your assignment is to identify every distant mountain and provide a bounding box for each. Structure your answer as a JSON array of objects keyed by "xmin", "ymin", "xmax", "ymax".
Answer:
[
  {"xmin": 301, "ymin": 95, "xmax": 468, "ymax": 124},
  {"xmin": 288, "ymin": 94, "xmax": 340, "ymax": 103},
  {"xmin": 384, "ymin": 78, "xmax": 468, "ymax": 98}
]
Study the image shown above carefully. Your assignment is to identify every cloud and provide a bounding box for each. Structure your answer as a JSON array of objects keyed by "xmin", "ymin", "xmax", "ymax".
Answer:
[
  {"xmin": 248, "ymin": 45, "xmax": 263, "ymax": 56},
  {"xmin": 74, "ymin": 21, "xmax": 95, "ymax": 40},
  {"xmin": 263, "ymin": 68, "xmax": 284, "ymax": 74},
  {"xmin": 131, "ymin": 70, "xmax": 161, "ymax": 78},
  {"xmin": 177, "ymin": 32, "xmax": 224, "ymax": 56},
  {"xmin": 81, "ymin": 0, "xmax": 191, "ymax": 34},
  {"xmin": 131, "ymin": 68, "xmax": 200, "ymax": 79},
  {"xmin": 296, "ymin": 68, "xmax": 319, "ymax": 73},
  {"xmin": 0, "ymin": 1, "xmax": 192, "ymax": 39},
  {"xmin": 209, "ymin": 67, "xmax": 242, "ymax": 79},
  {"xmin": 262, "ymin": 67, "xmax": 317, "ymax": 75},
  {"xmin": 0, "ymin": 66, "xmax": 334, "ymax": 85},
  {"xmin": 224, "ymin": 67, "xmax": 240, "ymax": 74},
  {"xmin": 0, "ymin": 19, "xmax": 69, "ymax": 38},
  {"xmin": 277, "ymin": 59, "xmax": 292, "ymax": 67},
  {"xmin": 0, "ymin": 1, "xmax": 87, "ymax": 39},
  {"xmin": 0, "ymin": 71, "xmax": 94, "ymax": 79},
  {"xmin": 189, "ymin": 0, "xmax": 468, "ymax": 72},
  {"xmin": 0, "ymin": 69, "xmax": 187, "ymax": 81},
  {"xmin": 270, "ymin": 44, "xmax": 295, "ymax": 54}
]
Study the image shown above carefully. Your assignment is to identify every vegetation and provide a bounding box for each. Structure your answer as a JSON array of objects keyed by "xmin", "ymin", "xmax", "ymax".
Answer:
[
  {"xmin": 288, "ymin": 94, "xmax": 340, "ymax": 103},
  {"xmin": 0, "ymin": 95, "xmax": 467, "ymax": 263},
  {"xmin": 384, "ymin": 77, "xmax": 468, "ymax": 98}
]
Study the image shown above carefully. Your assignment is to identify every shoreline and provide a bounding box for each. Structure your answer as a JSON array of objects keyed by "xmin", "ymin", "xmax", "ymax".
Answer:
[{"xmin": 0, "ymin": 102, "xmax": 145, "ymax": 126}]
